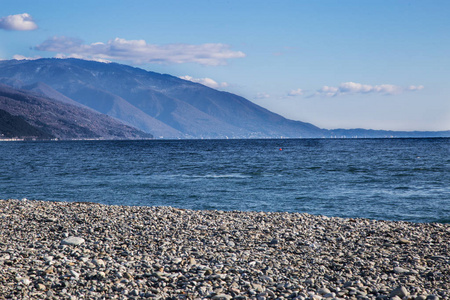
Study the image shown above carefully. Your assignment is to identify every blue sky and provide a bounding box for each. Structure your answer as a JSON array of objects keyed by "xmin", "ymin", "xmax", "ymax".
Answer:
[{"xmin": 1, "ymin": 0, "xmax": 449, "ymax": 131}]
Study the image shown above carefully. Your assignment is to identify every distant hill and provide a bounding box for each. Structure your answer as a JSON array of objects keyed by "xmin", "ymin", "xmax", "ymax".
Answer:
[
  {"xmin": 0, "ymin": 58, "xmax": 448, "ymax": 139},
  {"xmin": 0, "ymin": 58, "xmax": 323, "ymax": 139},
  {"xmin": 0, "ymin": 84, "xmax": 152, "ymax": 140}
]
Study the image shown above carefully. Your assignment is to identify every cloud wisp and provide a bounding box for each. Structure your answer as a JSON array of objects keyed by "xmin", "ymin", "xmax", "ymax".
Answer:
[
  {"xmin": 0, "ymin": 13, "xmax": 38, "ymax": 31},
  {"xmin": 35, "ymin": 36, "xmax": 246, "ymax": 66},
  {"xmin": 12, "ymin": 54, "xmax": 41, "ymax": 60},
  {"xmin": 255, "ymin": 93, "xmax": 271, "ymax": 100},
  {"xmin": 288, "ymin": 88, "xmax": 304, "ymax": 97},
  {"xmin": 180, "ymin": 76, "xmax": 228, "ymax": 89},
  {"xmin": 314, "ymin": 82, "xmax": 424, "ymax": 97}
]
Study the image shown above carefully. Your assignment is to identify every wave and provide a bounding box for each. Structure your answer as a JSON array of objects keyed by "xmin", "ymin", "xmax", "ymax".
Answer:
[{"xmin": 186, "ymin": 173, "xmax": 251, "ymax": 179}]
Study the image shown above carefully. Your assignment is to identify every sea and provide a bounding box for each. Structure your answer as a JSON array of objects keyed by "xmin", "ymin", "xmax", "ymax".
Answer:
[{"xmin": 1, "ymin": 138, "xmax": 449, "ymax": 223}]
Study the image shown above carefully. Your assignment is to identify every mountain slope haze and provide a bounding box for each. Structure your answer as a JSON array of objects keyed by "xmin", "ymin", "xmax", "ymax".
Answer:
[{"xmin": 0, "ymin": 58, "xmax": 324, "ymax": 139}]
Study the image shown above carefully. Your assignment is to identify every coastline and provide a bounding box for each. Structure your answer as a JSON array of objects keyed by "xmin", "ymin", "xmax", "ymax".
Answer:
[{"xmin": 0, "ymin": 199, "xmax": 448, "ymax": 299}]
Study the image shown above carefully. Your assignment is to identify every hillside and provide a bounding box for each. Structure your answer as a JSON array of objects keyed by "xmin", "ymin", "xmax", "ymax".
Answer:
[
  {"xmin": 0, "ymin": 108, "xmax": 54, "ymax": 139},
  {"xmin": 0, "ymin": 84, "xmax": 152, "ymax": 140},
  {"xmin": 0, "ymin": 58, "xmax": 324, "ymax": 139}
]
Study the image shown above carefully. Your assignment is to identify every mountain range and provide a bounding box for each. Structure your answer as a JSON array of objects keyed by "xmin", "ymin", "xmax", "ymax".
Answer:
[{"xmin": 0, "ymin": 58, "xmax": 448, "ymax": 140}]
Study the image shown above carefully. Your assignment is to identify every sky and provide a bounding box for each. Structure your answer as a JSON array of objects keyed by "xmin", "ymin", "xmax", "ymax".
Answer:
[{"xmin": 1, "ymin": 0, "xmax": 449, "ymax": 131}]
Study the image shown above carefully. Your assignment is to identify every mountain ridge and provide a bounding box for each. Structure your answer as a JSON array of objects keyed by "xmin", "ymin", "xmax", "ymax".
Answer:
[
  {"xmin": 0, "ymin": 58, "xmax": 324, "ymax": 138},
  {"xmin": 0, "ymin": 58, "xmax": 448, "ymax": 139}
]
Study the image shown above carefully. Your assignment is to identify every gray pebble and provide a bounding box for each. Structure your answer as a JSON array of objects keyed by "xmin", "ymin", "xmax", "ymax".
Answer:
[{"xmin": 61, "ymin": 236, "xmax": 85, "ymax": 246}]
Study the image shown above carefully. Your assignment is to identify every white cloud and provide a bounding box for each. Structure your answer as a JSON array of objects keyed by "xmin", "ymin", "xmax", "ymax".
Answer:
[
  {"xmin": 0, "ymin": 13, "xmax": 38, "ymax": 31},
  {"xmin": 407, "ymin": 85, "xmax": 425, "ymax": 91},
  {"xmin": 179, "ymin": 75, "xmax": 228, "ymax": 89},
  {"xmin": 314, "ymin": 82, "xmax": 424, "ymax": 97},
  {"xmin": 35, "ymin": 36, "xmax": 246, "ymax": 66},
  {"xmin": 316, "ymin": 86, "xmax": 339, "ymax": 97},
  {"xmin": 288, "ymin": 88, "xmax": 304, "ymax": 96},
  {"xmin": 255, "ymin": 92, "xmax": 270, "ymax": 99},
  {"xmin": 54, "ymin": 53, "xmax": 112, "ymax": 63},
  {"xmin": 13, "ymin": 54, "xmax": 41, "ymax": 60}
]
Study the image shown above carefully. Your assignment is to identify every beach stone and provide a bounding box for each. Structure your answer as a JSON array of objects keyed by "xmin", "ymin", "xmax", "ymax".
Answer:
[
  {"xmin": 20, "ymin": 278, "xmax": 31, "ymax": 285},
  {"xmin": 269, "ymin": 238, "xmax": 279, "ymax": 245},
  {"xmin": 393, "ymin": 267, "xmax": 409, "ymax": 274},
  {"xmin": 189, "ymin": 257, "xmax": 197, "ymax": 265},
  {"xmin": 390, "ymin": 286, "xmax": 409, "ymax": 298},
  {"xmin": 61, "ymin": 236, "xmax": 85, "ymax": 246},
  {"xmin": 317, "ymin": 287, "xmax": 331, "ymax": 295},
  {"xmin": 172, "ymin": 257, "xmax": 182, "ymax": 264},
  {"xmin": 43, "ymin": 255, "xmax": 54, "ymax": 262},
  {"xmin": 92, "ymin": 258, "xmax": 105, "ymax": 267},
  {"xmin": 97, "ymin": 271, "xmax": 107, "ymax": 279},
  {"xmin": 70, "ymin": 270, "xmax": 80, "ymax": 279},
  {"xmin": 123, "ymin": 272, "xmax": 133, "ymax": 279},
  {"xmin": 79, "ymin": 256, "xmax": 89, "ymax": 263},
  {"xmin": 212, "ymin": 294, "xmax": 233, "ymax": 300},
  {"xmin": 398, "ymin": 237, "xmax": 411, "ymax": 244}
]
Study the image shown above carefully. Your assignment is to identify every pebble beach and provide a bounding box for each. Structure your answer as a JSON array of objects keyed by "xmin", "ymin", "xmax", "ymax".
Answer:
[{"xmin": 0, "ymin": 199, "xmax": 449, "ymax": 300}]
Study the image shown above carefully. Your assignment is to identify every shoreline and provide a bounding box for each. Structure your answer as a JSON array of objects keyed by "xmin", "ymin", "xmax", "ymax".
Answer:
[
  {"xmin": 1, "ymin": 137, "xmax": 450, "ymax": 142},
  {"xmin": 0, "ymin": 199, "xmax": 448, "ymax": 299}
]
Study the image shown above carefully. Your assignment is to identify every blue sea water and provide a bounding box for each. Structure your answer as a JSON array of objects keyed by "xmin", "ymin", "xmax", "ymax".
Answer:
[{"xmin": 1, "ymin": 138, "xmax": 449, "ymax": 223}]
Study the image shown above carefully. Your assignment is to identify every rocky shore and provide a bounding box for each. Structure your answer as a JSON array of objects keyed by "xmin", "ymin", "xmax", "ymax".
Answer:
[{"xmin": 0, "ymin": 199, "xmax": 448, "ymax": 300}]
